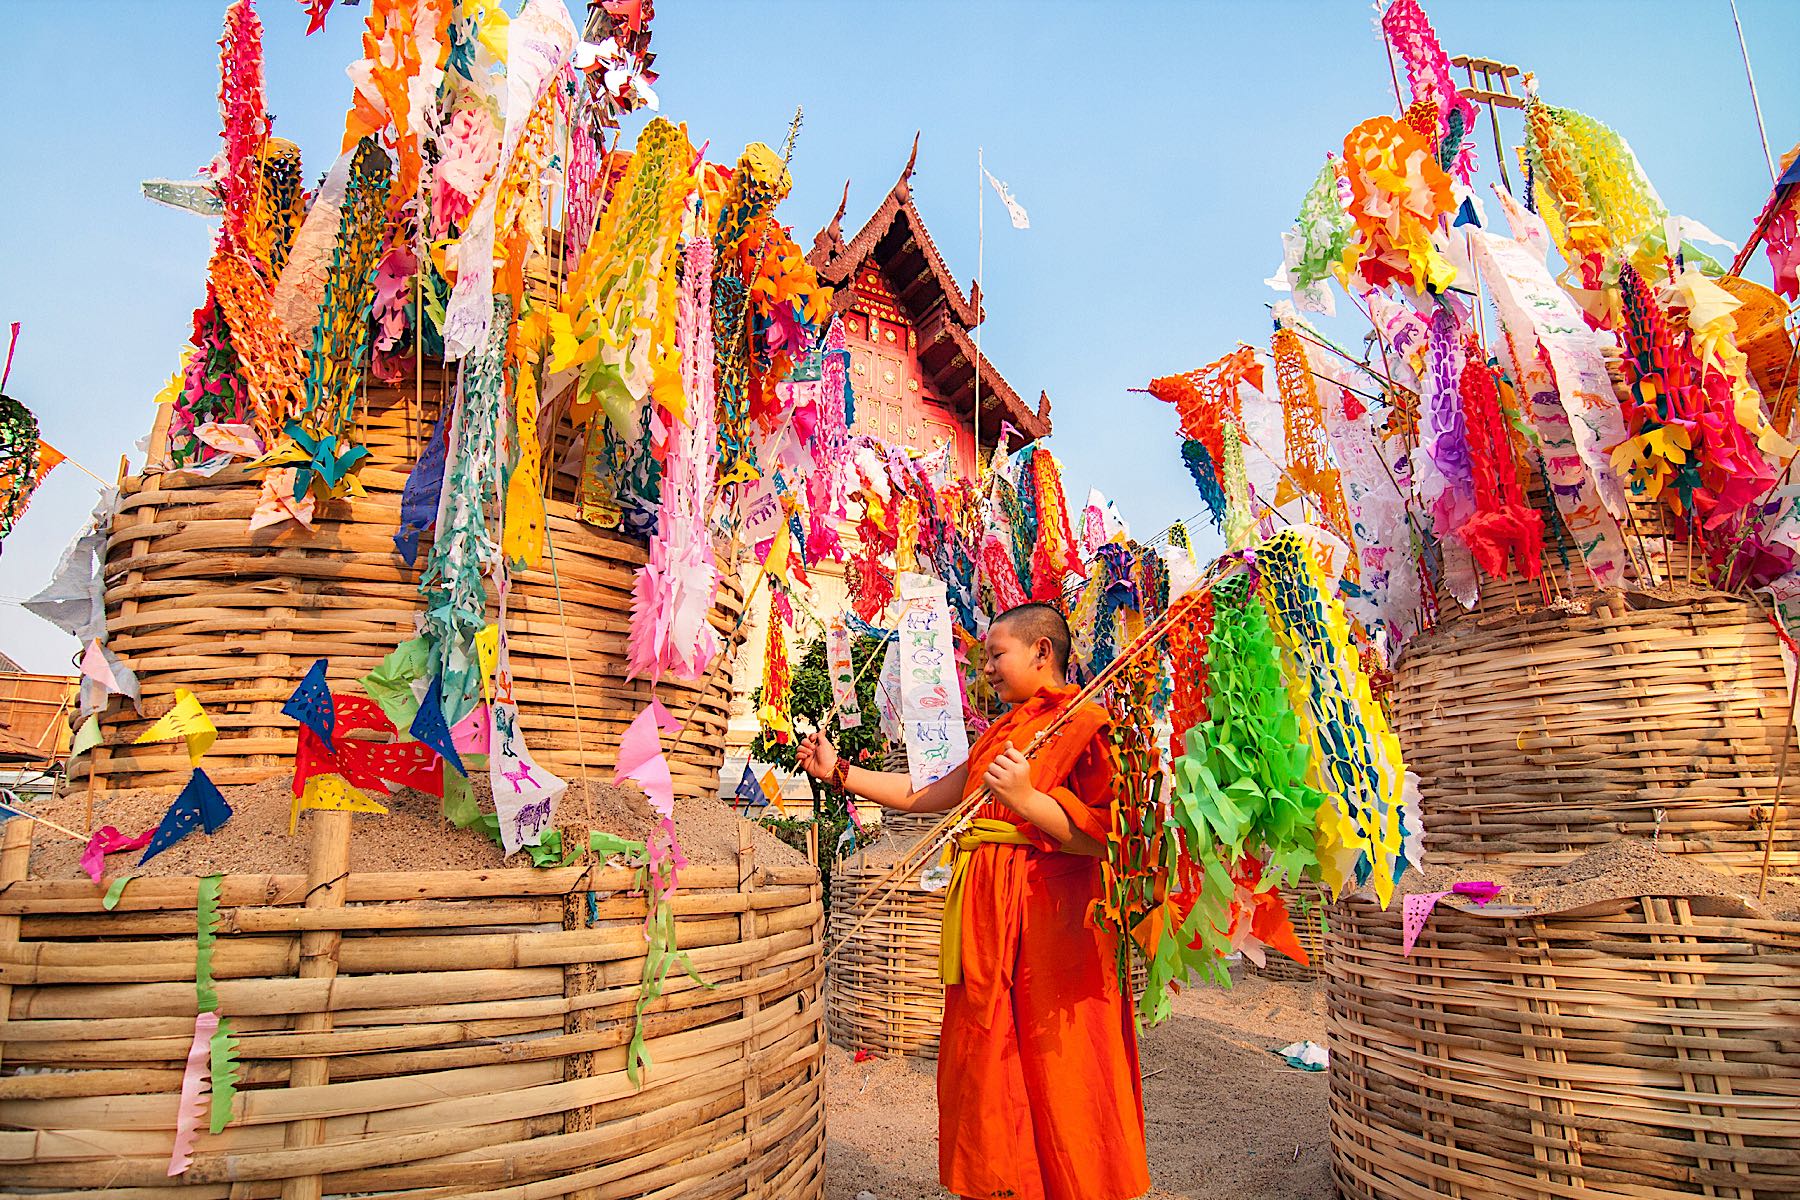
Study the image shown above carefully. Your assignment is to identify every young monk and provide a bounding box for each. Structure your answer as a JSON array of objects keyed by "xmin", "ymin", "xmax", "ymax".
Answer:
[{"xmin": 798, "ymin": 602, "xmax": 1150, "ymax": 1200}]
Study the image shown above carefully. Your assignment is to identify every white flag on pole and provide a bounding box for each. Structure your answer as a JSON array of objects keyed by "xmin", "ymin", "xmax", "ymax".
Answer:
[{"xmin": 982, "ymin": 167, "xmax": 1030, "ymax": 230}]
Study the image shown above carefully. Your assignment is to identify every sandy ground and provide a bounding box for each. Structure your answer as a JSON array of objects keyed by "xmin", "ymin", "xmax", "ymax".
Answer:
[{"xmin": 824, "ymin": 969, "xmax": 1334, "ymax": 1200}]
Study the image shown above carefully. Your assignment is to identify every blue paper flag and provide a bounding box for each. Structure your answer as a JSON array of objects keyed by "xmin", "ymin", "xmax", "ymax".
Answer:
[
  {"xmin": 409, "ymin": 674, "xmax": 467, "ymax": 777},
  {"xmin": 1453, "ymin": 196, "xmax": 1480, "ymax": 228},
  {"xmin": 733, "ymin": 765, "xmax": 761, "ymax": 811},
  {"xmin": 282, "ymin": 658, "xmax": 336, "ymax": 750},
  {"xmin": 140, "ymin": 768, "xmax": 233, "ymax": 864},
  {"xmin": 394, "ymin": 414, "xmax": 451, "ymax": 566}
]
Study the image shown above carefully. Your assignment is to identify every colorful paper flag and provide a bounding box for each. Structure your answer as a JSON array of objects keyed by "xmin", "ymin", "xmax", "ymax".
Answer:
[
  {"xmin": 613, "ymin": 698, "xmax": 682, "ymax": 819},
  {"xmin": 733, "ymin": 764, "xmax": 761, "ymax": 812},
  {"xmin": 134, "ymin": 689, "xmax": 216, "ymax": 766},
  {"xmin": 283, "ymin": 658, "xmax": 336, "ymax": 750},
  {"xmin": 290, "ymin": 773, "xmax": 390, "ymax": 834},
  {"xmin": 140, "ymin": 768, "xmax": 232, "ymax": 863},
  {"xmin": 488, "ymin": 699, "xmax": 567, "ymax": 855},
  {"xmin": 759, "ymin": 769, "xmax": 787, "ymax": 816},
  {"xmin": 475, "ymin": 624, "xmax": 500, "ymax": 701},
  {"xmin": 68, "ymin": 714, "xmax": 102, "ymax": 760},
  {"xmin": 451, "ymin": 702, "xmax": 491, "ymax": 755},
  {"xmin": 409, "ymin": 674, "xmax": 466, "ymax": 776}
]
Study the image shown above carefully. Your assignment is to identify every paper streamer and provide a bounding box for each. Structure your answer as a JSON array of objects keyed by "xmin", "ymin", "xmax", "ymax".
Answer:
[
  {"xmin": 613, "ymin": 698, "xmax": 682, "ymax": 819},
  {"xmin": 167, "ymin": 1010, "xmax": 219, "ymax": 1176},
  {"xmin": 825, "ymin": 619, "xmax": 863, "ymax": 730}
]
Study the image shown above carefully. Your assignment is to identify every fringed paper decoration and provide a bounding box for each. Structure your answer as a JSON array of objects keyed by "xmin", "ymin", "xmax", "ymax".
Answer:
[
  {"xmin": 208, "ymin": 1019, "xmax": 241, "ymax": 1135},
  {"xmin": 217, "ymin": 0, "xmax": 269, "ymax": 253},
  {"xmin": 0, "ymin": 394, "xmax": 44, "ymax": 546},
  {"xmin": 1031, "ymin": 448, "xmax": 1086, "ymax": 583},
  {"xmin": 209, "ymin": 248, "xmax": 305, "ymax": 444},
  {"xmin": 291, "ymin": 136, "xmax": 392, "ymax": 496},
  {"xmin": 804, "ymin": 316, "xmax": 854, "ymax": 562},
  {"xmin": 1338, "ymin": 114, "xmax": 1456, "ymax": 294},
  {"xmin": 562, "ymin": 72, "xmax": 600, "ymax": 262},
  {"xmin": 758, "ymin": 613, "xmax": 794, "ymax": 745},
  {"xmin": 343, "ymin": 0, "xmax": 451, "ymax": 207},
  {"xmin": 168, "ymin": 301, "xmax": 253, "ymax": 469},
  {"xmin": 168, "ymin": 1010, "xmax": 219, "ymax": 1176},
  {"xmin": 1416, "ymin": 306, "xmax": 1475, "ymax": 539},
  {"xmin": 421, "ymin": 298, "xmax": 508, "ymax": 722},
  {"xmin": 1758, "ymin": 148, "xmax": 1800, "ymax": 301},
  {"xmin": 1166, "ymin": 575, "xmax": 1325, "ymax": 987},
  {"xmin": 1279, "ymin": 159, "xmax": 1352, "ymax": 311},
  {"xmin": 1097, "ymin": 653, "xmax": 1166, "ymax": 1008},
  {"xmin": 249, "ymin": 138, "xmax": 306, "ymax": 283},
  {"xmin": 1148, "ymin": 346, "xmax": 1262, "ymax": 529},
  {"xmin": 1221, "ymin": 424, "xmax": 1255, "ymax": 550},
  {"xmin": 503, "ymin": 319, "xmax": 549, "ymax": 569},
  {"xmin": 1271, "ymin": 328, "xmax": 1357, "ymax": 575},
  {"xmin": 1379, "ymin": 0, "xmax": 1477, "ymax": 182},
  {"xmin": 1456, "ymin": 343, "xmax": 1544, "ymax": 580},
  {"xmin": 1612, "ymin": 264, "xmax": 1774, "ymax": 532},
  {"xmin": 1257, "ymin": 529, "xmax": 1408, "ymax": 906},
  {"xmin": 628, "ymin": 237, "xmax": 722, "ymax": 682},
  {"xmin": 1165, "ymin": 593, "xmax": 1214, "ymax": 761},
  {"xmin": 551, "ymin": 116, "xmax": 693, "ymax": 432},
  {"xmin": 1523, "ymin": 96, "xmax": 1607, "ymax": 290},
  {"xmin": 712, "ymin": 144, "xmax": 794, "ymax": 482}
]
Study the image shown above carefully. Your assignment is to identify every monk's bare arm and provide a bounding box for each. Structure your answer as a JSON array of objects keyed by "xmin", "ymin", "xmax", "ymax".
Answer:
[{"xmin": 840, "ymin": 761, "xmax": 966, "ymax": 814}]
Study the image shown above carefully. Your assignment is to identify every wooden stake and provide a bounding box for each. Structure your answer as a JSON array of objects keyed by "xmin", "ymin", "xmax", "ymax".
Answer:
[{"xmin": 278, "ymin": 809, "xmax": 351, "ymax": 1200}]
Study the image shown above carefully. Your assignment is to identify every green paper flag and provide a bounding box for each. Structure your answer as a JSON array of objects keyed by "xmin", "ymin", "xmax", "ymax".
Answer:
[{"xmin": 69, "ymin": 714, "xmax": 102, "ymax": 760}]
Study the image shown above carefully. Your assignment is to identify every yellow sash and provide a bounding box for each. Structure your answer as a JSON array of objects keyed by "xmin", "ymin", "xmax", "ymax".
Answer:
[{"xmin": 937, "ymin": 818, "xmax": 1034, "ymax": 986}]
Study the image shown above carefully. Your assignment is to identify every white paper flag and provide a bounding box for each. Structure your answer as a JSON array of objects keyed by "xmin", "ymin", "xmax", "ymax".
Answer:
[{"xmin": 983, "ymin": 167, "xmax": 1030, "ymax": 230}]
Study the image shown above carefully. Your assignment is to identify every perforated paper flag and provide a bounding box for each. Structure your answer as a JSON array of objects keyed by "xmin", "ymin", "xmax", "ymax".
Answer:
[
  {"xmin": 1401, "ymin": 890, "xmax": 1450, "ymax": 956},
  {"xmin": 759, "ymin": 769, "xmax": 787, "ymax": 816},
  {"xmin": 409, "ymin": 674, "xmax": 466, "ymax": 776},
  {"xmin": 134, "ymin": 689, "xmax": 217, "ymax": 766},
  {"xmin": 451, "ymin": 702, "xmax": 491, "ymax": 755},
  {"xmin": 734, "ymin": 764, "xmax": 761, "ymax": 812},
  {"xmin": 282, "ymin": 658, "xmax": 336, "ymax": 749},
  {"xmin": 290, "ymin": 774, "xmax": 390, "ymax": 834},
  {"xmin": 140, "ymin": 768, "xmax": 232, "ymax": 864}
]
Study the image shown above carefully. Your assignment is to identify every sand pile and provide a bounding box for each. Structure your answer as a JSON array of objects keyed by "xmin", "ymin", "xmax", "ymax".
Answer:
[{"xmin": 21, "ymin": 776, "xmax": 804, "ymax": 881}]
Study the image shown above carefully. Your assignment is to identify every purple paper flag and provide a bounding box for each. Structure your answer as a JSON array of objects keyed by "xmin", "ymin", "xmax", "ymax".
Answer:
[
  {"xmin": 394, "ymin": 414, "xmax": 450, "ymax": 566},
  {"xmin": 282, "ymin": 658, "xmax": 336, "ymax": 750}
]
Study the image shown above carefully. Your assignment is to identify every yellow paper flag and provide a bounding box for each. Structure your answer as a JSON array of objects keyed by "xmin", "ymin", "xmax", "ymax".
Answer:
[
  {"xmin": 475, "ymin": 624, "xmax": 501, "ymax": 701},
  {"xmin": 762, "ymin": 521, "xmax": 792, "ymax": 585},
  {"xmin": 289, "ymin": 775, "xmax": 390, "ymax": 835},
  {"xmin": 134, "ymin": 689, "xmax": 216, "ymax": 766},
  {"xmin": 759, "ymin": 769, "xmax": 788, "ymax": 816}
]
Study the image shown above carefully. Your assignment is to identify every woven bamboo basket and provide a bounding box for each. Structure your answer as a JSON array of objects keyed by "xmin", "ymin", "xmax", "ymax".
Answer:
[
  {"xmin": 0, "ymin": 814, "xmax": 826, "ymax": 1199},
  {"xmin": 85, "ymin": 373, "xmax": 745, "ymax": 799},
  {"xmin": 1395, "ymin": 588, "xmax": 1800, "ymax": 880},
  {"xmin": 1326, "ymin": 866, "xmax": 1800, "ymax": 1200},
  {"xmin": 1252, "ymin": 882, "xmax": 1331, "ymax": 983},
  {"xmin": 826, "ymin": 811, "xmax": 1149, "ymax": 1059}
]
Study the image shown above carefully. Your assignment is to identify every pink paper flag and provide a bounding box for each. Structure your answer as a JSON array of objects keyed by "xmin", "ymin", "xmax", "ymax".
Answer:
[
  {"xmin": 1401, "ymin": 891, "xmax": 1450, "ymax": 957},
  {"xmin": 80, "ymin": 825, "xmax": 156, "ymax": 884},
  {"xmin": 451, "ymin": 702, "xmax": 491, "ymax": 755},
  {"xmin": 613, "ymin": 699, "xmax": 682, "ymax": 819},
  {"xmin": 168, "ymin": 1010, "xmax": 219, "ymax": 1176},
  {"xmin": 1452, "ymin": 880, "xmax": 1503, "ymax": 906},
  {"xmin": 80, "ymin": 639, "xmax": 119, "ymax": 693}
]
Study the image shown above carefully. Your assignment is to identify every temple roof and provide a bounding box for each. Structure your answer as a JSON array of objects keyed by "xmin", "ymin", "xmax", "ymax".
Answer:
[{"xmin": 809, "ymin": 137, "xmax": 1051, "ymax": 445}]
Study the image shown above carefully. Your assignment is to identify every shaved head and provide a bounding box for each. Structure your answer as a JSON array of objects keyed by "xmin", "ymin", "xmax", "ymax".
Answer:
[{"xmin": 991, "ymin": 602, "xmax": 1072, "ymax": 676}]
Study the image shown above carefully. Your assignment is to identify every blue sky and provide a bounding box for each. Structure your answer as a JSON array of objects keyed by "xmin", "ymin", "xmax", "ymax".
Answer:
[{"xmin": 1, "ymin": 0, "xmax": 1794, "ymax": 672}]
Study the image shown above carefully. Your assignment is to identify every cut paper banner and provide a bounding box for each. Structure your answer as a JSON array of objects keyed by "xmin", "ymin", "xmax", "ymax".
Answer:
[
  {"xmin": 291, "ymin": 774, "xmax": 390, "ymax": 833},
  {"xmin": 613, "ymin": 698, "xmax": 682, "ymax": 819},
  {"xmin": 134, "ymin": 689, "xmax": 217, "ymax": 766},
  {"xmin": 489, "ymin": 699, "xmax": 568, "ymax": 855},
  {"xmin": 140, "ymin": 769, "xmax": 232, "ymax": 864},
  {"xmin": 826, "ymin": 619, "xmax": 863, "ymax": 730},
  {"xmin": 283, "ymin": 658, "xmax": 336, "ymax": 749},
  {"xmin": 167, "ymin": 1010, "xmax": 219, "ymax": 1177},
  {"xmin": 896, "ymin": 574, "xmax": 971, "ymax": 790},
  {"xmin": 80, "ymin": 824, "xmax": 155, "ymax": 884},
  {"xmin": 475, "ymin": 624, "xmax": 500, "ymax": 701}
]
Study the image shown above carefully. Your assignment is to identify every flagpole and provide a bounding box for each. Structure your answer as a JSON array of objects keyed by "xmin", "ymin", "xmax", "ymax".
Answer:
[{"xmin": 974, "ymin": 145, "xmax": 984, "ymax": 482}]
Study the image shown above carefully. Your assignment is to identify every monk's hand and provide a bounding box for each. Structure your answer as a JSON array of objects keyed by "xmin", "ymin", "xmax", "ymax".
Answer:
[
  {"xmin": 984, "ymin": 747, "xmax": 1034, "ymax": 812},
  {"xmin": 797, "ymin": 733, "xmax": 837, "ymax": 781}
]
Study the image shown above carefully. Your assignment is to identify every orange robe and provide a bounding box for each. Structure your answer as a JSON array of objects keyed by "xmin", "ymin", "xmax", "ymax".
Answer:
[{"xmin": 938, "ymin": 684, "xmax": 1150, "ymax": 1200}]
